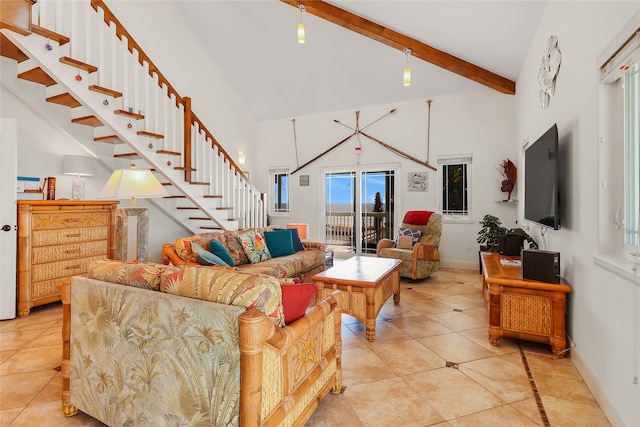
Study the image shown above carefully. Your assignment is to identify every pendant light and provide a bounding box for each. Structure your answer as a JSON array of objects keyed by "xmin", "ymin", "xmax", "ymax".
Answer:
[
  {"xmin": 403, "ymin": 48, "xmax": 412, "ymax": 86},
  {"xmin": 298, "ymin": 4, "xmax": 306, "ymax": 44}
]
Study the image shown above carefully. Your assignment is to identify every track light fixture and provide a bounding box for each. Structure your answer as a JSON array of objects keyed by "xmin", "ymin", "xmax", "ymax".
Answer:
[
  {"xmin": 403, "ymin": 48, "xmax": 412, "ymax": 86},
  {"xmin": 298, "ymin": 4, "xmax": 306, "ymax": 44}
]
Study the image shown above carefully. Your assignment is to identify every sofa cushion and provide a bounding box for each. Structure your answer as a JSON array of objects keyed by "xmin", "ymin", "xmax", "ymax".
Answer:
[
  {"xmin": 394, "ymin": 228, "xmax": 422, "ymax": 247},
  {"xmin": 160, "ymin": 265, "xmax": 285, "ymax": 327},
  {"xmin": 88, "ymin": 260, "xmax": 166, "ymax": 290},
  {"xmin": 238, "ymin": 231, "xmax": 272, "ymax": 264},
  {"xmin": 192, "ymin": 242, "xmax": 231, "ymax": 267},
  {"xmin": 289, "ymin": 228, "xmax": 305, "ymax": 252},
  {"xmin": 280, "ymin": 282, "xmax": 317, "ymax": 324},
  {"xmin": 264, "ymin": 229, "xmax": 295, "ymax": 258},
  {"xmin": 209, "ymin": 240, "xmax": 235, "ymax": 266}
]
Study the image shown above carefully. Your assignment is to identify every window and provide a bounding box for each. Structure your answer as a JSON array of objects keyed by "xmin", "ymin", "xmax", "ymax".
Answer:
[
  {"xmin": 269, "ymin": 168, "xmax": 289, "ymax": 216},
  {"xmin": 624, "ymin": 62, "xmax": 639, "ymax": 248},
  {"xmin": 438, "ymin": 154, "xmax": 472, "ymax": 221},
  {"xmin": 597, "ymin": 21, "xmax": 640, "ymax": 262}
]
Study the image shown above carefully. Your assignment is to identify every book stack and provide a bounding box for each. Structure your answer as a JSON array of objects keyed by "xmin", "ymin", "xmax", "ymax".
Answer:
[{"xmin": 17, "ymin": 176, "xmax": 44, "ymax": 200}]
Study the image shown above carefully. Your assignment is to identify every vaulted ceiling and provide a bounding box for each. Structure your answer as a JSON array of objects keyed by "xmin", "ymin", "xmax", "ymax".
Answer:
[{"xmin": 175, "ymin": 1, "xmax": 547, "ymax": 121}]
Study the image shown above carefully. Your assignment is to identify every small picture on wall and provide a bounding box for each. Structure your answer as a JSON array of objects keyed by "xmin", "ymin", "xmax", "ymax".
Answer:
[
  {"xmin": 408, "ymin": 172, "xmax": 428, "ymax": 192},
  {"xmin": 299, "ymin": 175, "xmax": 310, "ymax": 186}
]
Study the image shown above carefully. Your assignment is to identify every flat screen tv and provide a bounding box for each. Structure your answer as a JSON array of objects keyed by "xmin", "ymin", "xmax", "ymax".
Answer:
[{"xmin": 524, "ymin": 123, "xmax": 560, "ymax": 230}]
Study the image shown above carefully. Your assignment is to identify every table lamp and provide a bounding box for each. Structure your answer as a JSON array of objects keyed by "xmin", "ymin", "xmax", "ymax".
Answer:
[
  {"xmin": 99, "ymin": 167, "xmax": 168, "ymax": 206},
  {"xmin": 99, "ymin": 167, "xmax": 169, "ymax": 262},
  {"xmin": 62, "ymin": 155, "xmax": 94, "ymax": 200}
]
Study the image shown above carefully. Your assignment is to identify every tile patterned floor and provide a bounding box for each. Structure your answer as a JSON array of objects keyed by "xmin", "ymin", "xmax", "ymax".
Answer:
[{"xmin": 0, "ymin": 269, "xmax": 611, "ymax": 426}]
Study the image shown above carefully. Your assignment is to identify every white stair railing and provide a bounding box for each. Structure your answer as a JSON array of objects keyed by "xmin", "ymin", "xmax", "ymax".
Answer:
[{"xmin": 24, "ymin": 0, "xmax": 266, "ymax": 230}]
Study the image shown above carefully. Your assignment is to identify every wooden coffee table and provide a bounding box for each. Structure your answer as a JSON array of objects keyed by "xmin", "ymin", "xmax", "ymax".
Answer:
[{"xmin": 312, "ymin": 256, "xmax": 402, "ymax": 341}]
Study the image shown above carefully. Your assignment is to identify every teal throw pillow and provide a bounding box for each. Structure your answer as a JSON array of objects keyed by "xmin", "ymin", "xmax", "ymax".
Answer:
[
  {"xmin": 264, "ymin": 229, "xmax": 296, "ymax": 258},
  {"xmin": 192, "ymin": 242, "xmax": 230, "ymax": 267},
  {"xmin": 209, "ymin": 240, "xmax": 235, "ymax": 266}
]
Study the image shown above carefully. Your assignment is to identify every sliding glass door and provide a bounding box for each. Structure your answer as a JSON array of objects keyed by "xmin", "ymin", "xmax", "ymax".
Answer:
[{"xmin": 324, "ymin": 167, "xmax": 395, "ymax": 256}]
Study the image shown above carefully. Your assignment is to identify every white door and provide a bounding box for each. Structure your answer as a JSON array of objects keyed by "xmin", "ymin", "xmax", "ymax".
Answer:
[{"xmin": 0, "ymin": 118, "xmax": 18, "ymax": 319}]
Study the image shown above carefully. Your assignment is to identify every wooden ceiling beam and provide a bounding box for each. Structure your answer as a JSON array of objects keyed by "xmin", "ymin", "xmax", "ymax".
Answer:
[{"xmin": 280, "ymin": 0, "xmax": 516, "ymax": 95}]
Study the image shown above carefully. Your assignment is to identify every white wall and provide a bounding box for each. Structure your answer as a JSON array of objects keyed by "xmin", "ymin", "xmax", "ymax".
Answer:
[
  {"xmin": 514, "ymin": 1, "xmax": 640, "ymax": 425},
  {"xmin": 256, "ymin": 90, "xmax": 518, "ymax": 270}
]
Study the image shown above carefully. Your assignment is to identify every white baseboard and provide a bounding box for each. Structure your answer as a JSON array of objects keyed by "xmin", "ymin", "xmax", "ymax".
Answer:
[{"xmin": 568, "ymin": 337, "xmax": 631, "ymax": 427}]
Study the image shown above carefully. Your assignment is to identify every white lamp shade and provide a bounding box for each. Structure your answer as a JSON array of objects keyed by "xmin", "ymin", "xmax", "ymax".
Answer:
[
  {"xmin": 63, "ymin": 155, "xmax": 94, "ymax": 176},
  {"xmin": 99, "ymin": 169, "xmax": 169, "ymax": 202}
]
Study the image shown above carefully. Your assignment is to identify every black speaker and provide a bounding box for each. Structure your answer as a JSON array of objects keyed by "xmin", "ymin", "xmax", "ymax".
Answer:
[
  {"xmin": 521, "ymin": 249, "xmax": 560, "ymax": 283},
  {"xmin": 499, "ymin": 234, "xmax": 523, "ymax": 256}
]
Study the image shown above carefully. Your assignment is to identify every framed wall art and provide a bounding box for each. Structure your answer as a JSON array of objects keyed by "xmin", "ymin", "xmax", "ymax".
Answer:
[{"xmin": 408, "ymin": 172, "xmax": 428, "ymax": 192}]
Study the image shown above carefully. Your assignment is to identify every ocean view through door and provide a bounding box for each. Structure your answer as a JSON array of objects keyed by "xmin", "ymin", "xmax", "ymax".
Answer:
[{"xmin": 324, "ymin": 168, "xmax": 395, "ymax": 256}]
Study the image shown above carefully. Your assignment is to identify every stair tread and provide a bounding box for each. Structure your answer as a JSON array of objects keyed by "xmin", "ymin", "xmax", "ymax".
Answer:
[
  {"xmin": 189, "ymin": 181, "xmax": 209, "ymax": 186},
  {"xmin": 46, "ymin": 92, "xmax": 81, "ymax": 108},
  {"xmin": 94, "ymin": 135, "xmax": 122, "ymax": 144},
  {"xmin": 137, "ymin": 130, "xmax": 164, "ymax": 139},
  {"xmin": 31, "ymin": 25, "xmax": 70, "ymax": 45},
  {"xmin": 203, "ymin": 195, "xmax": 223, "ymax": 199},
  {"xmin": 174, "ymin": 166, "xmax": 196, "ymax": 171},
  {"xmin": 161, "ymin": 182, "xmax": 172, "ymax": 186},
  {"xmin": 200, "ymin": 226, "xmax": 222, "ymax": 230},
  {"xmin": 0, "ymin": 34, "xmax": 29, "ymax": 62},
  {"xmin": 89, "ymin": 85, "xmax": 122, "ymax": 98},
  {"xmin": 189, "ymin": 217, "xmax": 212, "ymax": 220},
  {"xmin": 164, "ymin": 195, "xmax": 186, "ymax": 198},
  {"xmin": 114, "ymin": 109, "xmax": 144, "ymax": 120},
  {"xmin": 176, "ymin": 207, "xmax": 198, "ymax": 210},
  {"xmin": 71, "ymin": 115, "xmax": 103, "ymax": 127},
  {"xmin": 59, "ymin": 56, "xmax": 98, "ymax": 73},
  {"xmin": 113, "ymin": 153, "xmax": 140, "ymax": 158},
  {"xmin": 216, "ymin": 207, "xmax": 233, "ymax": 210},
  {"xmin": 18, "ymin": 67, "xmax": 57, "ymax": 86},
  {"xmin": 157, "ymin": 150, "xmax": 181, "ymax": 156}
]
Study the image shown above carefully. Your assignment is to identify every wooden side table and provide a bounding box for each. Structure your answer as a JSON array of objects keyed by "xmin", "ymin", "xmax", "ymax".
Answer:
[{"xmin": 481, "ymin": 252, "xmax": 572, "ymax": 357}]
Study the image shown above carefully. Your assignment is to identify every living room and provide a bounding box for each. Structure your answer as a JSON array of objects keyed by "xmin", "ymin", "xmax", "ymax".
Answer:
[{"xmin": 1, "ymin": 1, "xmax": 639, "ymax": 426}]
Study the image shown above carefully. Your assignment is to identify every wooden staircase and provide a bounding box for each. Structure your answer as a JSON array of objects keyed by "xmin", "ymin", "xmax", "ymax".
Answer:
[{"xmin": 0, "ymin": 0, "xmax": 266, "ymax": 233}]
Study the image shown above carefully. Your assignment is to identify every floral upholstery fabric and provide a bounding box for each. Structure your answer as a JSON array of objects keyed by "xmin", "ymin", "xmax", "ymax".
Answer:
[
  {"xmin": 237, "ymin": 231, "xmax": 271, "ymax": 264},
  {"xmin": 88, "ymin": 259, "xmax": 167, "ymax": 290},
  {"xmin": 68, "ymin": 277, "xmax": 243, "ymax": 426},
  {"xmin": 160, "ymin": 265, "xmax": 285, "ymax": 327},
  {"xmin": 237, "ymin": 249, "xmax": 324, "ymax": 279}
]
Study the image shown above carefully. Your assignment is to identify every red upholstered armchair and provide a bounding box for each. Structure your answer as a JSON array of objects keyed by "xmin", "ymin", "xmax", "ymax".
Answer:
[{"xmin": 376, "ymin": 210, "xmax": 442, "ymax": 280}]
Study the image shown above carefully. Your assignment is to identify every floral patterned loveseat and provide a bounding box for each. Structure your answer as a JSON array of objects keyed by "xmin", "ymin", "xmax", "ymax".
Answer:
[
  {"xmin": 61, "ymin": 260, "xmax": 343, "ymax": 426},
  {"xmin": 162, "ymin": 227, "xmax": 326, "ymax": 283}
]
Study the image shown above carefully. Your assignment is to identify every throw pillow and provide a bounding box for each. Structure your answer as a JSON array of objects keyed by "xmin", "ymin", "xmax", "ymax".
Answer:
[
  {"xmin": 290, "ymin": 227, "xmax": 305, "ymax": 252},
  {"xmin": 280, "ymin": 282, "xmax": 317, "ymax": 324},
  {"xmin": 264, "ymin": 229, "xmax": 296, "ymax": 258},
  {"xmin": 396, "ymin": 235, "xmax": 414, "ymax": 250},
  {"xmin": 394, "ymin": 228, "xmax": 422, "ymax": 247},
  {"xmin": 209, "ymin": 240, "xmax": 235, "ymax": 266},
  {"xmin": 191, "ymin": 242, "xmax": 230, "ymax": 267},
  {"xmin": 237, "ymin": 231, "xmax": 271, "ymax": 264}
]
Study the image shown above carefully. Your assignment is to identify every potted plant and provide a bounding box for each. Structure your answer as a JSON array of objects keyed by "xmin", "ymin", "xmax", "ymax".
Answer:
[{"xmin": 477, "ymin": 214, "xmax": 538, "ymax": 253}]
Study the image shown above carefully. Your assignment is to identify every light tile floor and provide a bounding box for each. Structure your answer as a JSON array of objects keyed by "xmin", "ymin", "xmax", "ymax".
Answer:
[{"xmin": 0, "ymin": 269, "xmax": 611, "ymax": 426}]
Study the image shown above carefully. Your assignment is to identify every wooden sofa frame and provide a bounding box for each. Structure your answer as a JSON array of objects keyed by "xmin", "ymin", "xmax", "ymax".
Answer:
[{"xmin": 61, "ymin": 278, "xmax": 344, "ymax": 426}]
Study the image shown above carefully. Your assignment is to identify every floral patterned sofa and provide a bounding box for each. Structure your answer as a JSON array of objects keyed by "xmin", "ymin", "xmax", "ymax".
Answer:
[
  {"xmin": 61, "ymin": 260, "xmax": 344, "ymax": 427},
  {"xmin": 162, "ymin": 227, "xmax": 326, "ymax": 283}
]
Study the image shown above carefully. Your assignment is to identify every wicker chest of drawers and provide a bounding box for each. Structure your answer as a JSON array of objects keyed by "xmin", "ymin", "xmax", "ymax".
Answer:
[{"xmin": 17, "ymin": 200, "xmax": 119, "ymax": 317}]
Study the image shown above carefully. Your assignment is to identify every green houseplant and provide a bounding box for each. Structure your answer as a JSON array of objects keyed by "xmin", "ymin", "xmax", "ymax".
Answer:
[{"xmin": 477, "ymin": 214, "xmax": 538, "ymax": 252}]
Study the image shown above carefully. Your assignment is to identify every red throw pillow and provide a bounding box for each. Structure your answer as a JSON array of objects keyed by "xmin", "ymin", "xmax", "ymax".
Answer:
[
  {"xmin": 280, "ymin": 283, "xmax": 317, "ymax": 324},
  {"xmin": 403, "ymin": 210, "xmax": 433, "ymax": 225}
]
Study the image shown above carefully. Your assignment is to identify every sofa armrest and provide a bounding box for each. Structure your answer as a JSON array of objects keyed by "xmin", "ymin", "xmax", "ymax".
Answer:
[
  {"xmin": 376, "ymin": 238, "xmax": 395, "ymax": 256},
  {"xmin": 413, "ymin": 242, "xmax": 440, "ymax": 262},
  {"xmin": 302, "ymin": 241, "xmax": 325, "ymax": 252},
  {"xmin": 239, "ymin": 290, "xmax": 344, "ymax": 426}
]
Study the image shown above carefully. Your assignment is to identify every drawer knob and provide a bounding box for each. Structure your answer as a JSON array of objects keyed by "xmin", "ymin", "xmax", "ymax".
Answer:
[{"xmin": 2, "ymin": 224, "xmax": 11, "ymax": 232}]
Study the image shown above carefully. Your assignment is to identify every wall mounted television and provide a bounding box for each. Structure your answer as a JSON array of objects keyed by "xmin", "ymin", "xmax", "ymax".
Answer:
[{"xmin": 524, "ymin": 123, "xmax": 560, "ymax": 230}]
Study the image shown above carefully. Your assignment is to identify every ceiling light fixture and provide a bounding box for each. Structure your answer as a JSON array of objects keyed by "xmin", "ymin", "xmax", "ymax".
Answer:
[
  {"xmin": 403, "ymin": 48, "xmax": 412, "ymax": 86},
  {"xmin": 298, "ymin": 4, "xmax": 306, "ymax": 44}
]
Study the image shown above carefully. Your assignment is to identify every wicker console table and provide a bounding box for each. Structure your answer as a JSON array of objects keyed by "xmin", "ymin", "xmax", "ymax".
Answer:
[{"xmin": 481, "ymin": 252, "xmax": 571, "ymax": 357}]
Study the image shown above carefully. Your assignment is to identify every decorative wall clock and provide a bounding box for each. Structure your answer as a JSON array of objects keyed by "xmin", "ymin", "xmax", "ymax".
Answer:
[{"xmin": 538, "ymin": 35, "xmax": 562, "ymax": 109}]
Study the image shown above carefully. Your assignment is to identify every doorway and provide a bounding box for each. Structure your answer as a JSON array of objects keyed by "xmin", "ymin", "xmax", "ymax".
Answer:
[{"xmin": 323, "ymin": 166, "xmax": 396, "ymax": 256}]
